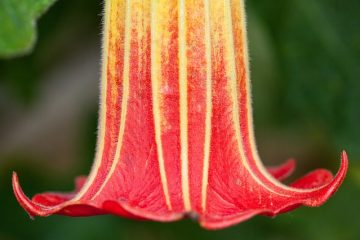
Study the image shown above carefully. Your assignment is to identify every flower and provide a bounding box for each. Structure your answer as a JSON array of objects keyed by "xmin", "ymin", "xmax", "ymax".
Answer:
[{"xmin": 13, "ymin": 0, "xmax": 348, "ymax": 229}]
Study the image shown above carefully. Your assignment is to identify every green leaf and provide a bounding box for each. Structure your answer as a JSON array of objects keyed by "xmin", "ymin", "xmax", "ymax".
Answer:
[{"xmin": 0, "ymin": 0, "xmax": 57, "ymax": 58}]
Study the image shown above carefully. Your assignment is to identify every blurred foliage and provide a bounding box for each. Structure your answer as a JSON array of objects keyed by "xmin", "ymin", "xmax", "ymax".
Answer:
[
  {"xmin": 0, "ymin": 0, "xmax": 359, "ymax": 239},
  {"xmin": 0, "ymin": 0, "xmax": 99, "ymax": 103},
  {"xmin": 0, "ymin": 0, "xmax": 56, "ymax": 57},
  {"xmin": 250, "ymin": 0, "xmax": 360, "ymax": 155}
]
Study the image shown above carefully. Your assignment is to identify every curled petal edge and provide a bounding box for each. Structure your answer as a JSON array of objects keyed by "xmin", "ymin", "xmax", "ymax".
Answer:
[
  {"xmin": 12, "ymin": 151, "xmax": 347, "ymax": 229},
  {"xmin": 200, "ymin": 151, "xmax": 348, "ymax": 229}
]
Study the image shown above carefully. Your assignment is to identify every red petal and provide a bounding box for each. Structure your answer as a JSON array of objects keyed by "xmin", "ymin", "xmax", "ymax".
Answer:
[
  {"xmin": 12, "ymin": 0, "xmax": 348, "ymax": 230},
  {"xmin": 267, "ymin": 159, "xmax": 296, "ymax": 181},
  {"xmin": 291, "ymin": 169, "xmax": 333, "ymax": 189},
  {"xmin": 74, "ymin": 176, "xmax": 87, "ymax": 192}
]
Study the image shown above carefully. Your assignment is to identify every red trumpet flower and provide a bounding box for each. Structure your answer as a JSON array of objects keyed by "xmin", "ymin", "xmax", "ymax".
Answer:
[{"xmin": 13, "ymin": 0, "xmax": 348, "ymax": 229}]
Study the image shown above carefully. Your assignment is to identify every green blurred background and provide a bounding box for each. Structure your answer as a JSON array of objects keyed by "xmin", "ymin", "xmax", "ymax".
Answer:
[{"xmin": 0, "ymin": 0, "xmax": 359, "ymax": 239}]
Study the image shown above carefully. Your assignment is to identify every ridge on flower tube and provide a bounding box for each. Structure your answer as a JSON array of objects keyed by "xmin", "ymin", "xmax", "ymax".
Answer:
[{"xmin": 13, "ymin": 0, "xmax": 348, "ymax": 230}]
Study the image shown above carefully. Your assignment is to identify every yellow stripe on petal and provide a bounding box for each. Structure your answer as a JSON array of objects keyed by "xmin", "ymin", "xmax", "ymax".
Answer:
[
  {"xmin": 92, "ymin": 0, "xmax": 132, "ymax": 199},
  {"xmin": 201, "ymin": 0, "xmax": 213, "ymax": 212},
  {"xmin": 151, "ymin": 0, "xmax": 173, "ymax": 211},
  {"xmin": 178, "ymin": 0, "xmax": 191, "ymax": 212},
  {"xmin": 75, "ymin": 0, "xmax": 124, "ymax": 200}
]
